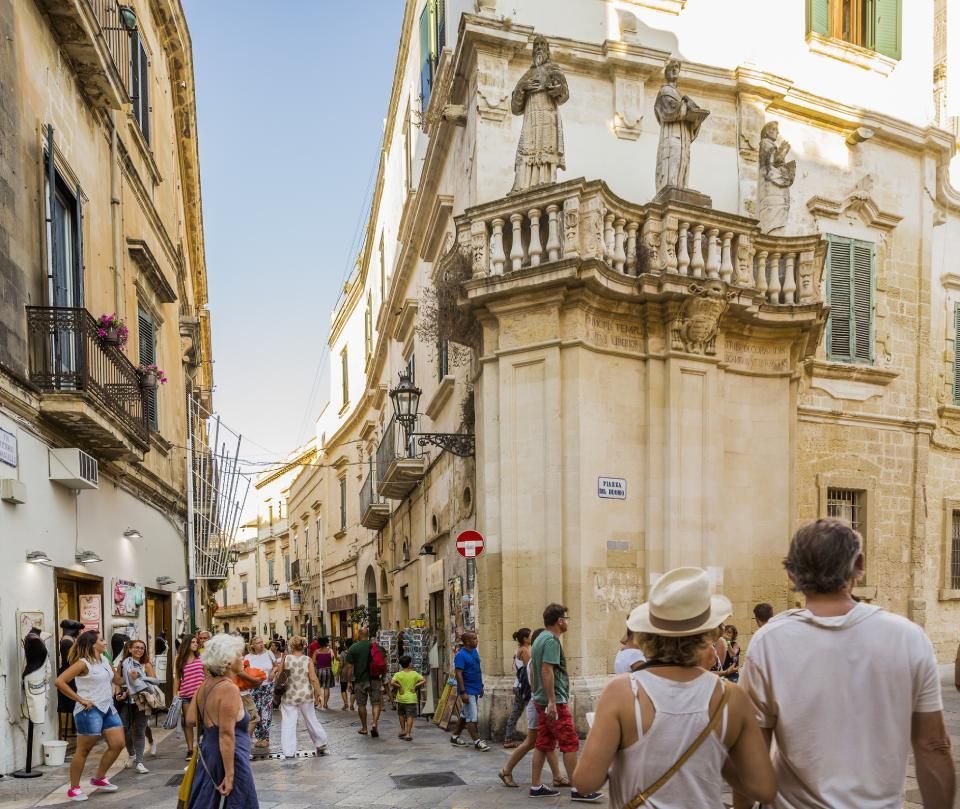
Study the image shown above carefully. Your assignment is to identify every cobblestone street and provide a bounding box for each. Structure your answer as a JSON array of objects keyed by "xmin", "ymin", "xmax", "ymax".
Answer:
[{"xmin": 1, "ymin": 670, "xmax": 958, "ymax": 809}]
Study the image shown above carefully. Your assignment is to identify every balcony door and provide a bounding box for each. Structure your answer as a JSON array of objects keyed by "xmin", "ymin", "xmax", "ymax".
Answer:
[{"xmin": 46, "ymin": 165, "xmax": 84, "ymax": 381}]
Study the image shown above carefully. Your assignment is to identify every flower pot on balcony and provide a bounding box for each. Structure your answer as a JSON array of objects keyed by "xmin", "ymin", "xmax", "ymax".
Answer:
[
  {"xmin": 140, "ymin": 371, "xmax": 158, "ymax": 390},
  {"xmin": 101, "ymin": 326, "xmax": 121, "ymax": 346}
]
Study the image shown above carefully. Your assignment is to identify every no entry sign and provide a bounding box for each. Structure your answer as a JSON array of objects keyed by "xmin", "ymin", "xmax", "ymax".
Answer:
[{"xmin": 456, "ymin": 530, "xmax": 485, "ymax": 558}]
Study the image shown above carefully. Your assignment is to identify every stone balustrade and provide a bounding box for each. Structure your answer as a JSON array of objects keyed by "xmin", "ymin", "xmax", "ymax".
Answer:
[{"xmin": 457, "ymin": 179, "xmax": 822, "ymax": 305}]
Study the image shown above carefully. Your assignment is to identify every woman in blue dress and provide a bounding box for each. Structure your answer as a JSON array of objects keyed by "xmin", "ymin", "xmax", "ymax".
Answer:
[{"xmin": 185, "ymin": 634, "xmax": 258, "ymax": 808}]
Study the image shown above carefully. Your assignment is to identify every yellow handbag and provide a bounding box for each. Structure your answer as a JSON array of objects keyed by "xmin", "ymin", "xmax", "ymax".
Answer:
[{"xmin": 176, "ymin": 748, "xmax": 198, "ymax": 808}]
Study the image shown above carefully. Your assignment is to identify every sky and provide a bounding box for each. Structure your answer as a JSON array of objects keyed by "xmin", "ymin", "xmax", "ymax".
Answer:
[{"xmin": 183, "ymin": 1, "xmax": 404, "ymax": 473}]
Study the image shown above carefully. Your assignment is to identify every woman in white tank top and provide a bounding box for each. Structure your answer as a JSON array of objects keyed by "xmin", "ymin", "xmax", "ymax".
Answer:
[{"xmin": 573, "ymin": 568, "xmax": 776, "ymax": 808}]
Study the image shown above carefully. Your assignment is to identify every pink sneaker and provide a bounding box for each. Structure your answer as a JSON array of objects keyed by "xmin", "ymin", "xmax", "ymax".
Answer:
[
  {"xmin": 67, "ymin": 786, "xmax": 88, "ymax": 801},
  {"xmin": 89, "ymin": 777, "xmax": 118, "ymax": 792}
]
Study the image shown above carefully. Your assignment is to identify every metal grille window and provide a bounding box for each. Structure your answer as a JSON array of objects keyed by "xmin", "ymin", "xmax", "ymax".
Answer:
[
  {"xmin": 827, "ymin": 487, "xmax": 865, "ymax": 580},
  {"xmin": 951, "ymin": 510, "xmax": 960, "ymax": 590}
]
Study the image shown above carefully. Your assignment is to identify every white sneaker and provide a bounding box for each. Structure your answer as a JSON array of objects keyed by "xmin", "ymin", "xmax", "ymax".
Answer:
[
  {"xmin": 123, "ymin": 758, "xmax": 133, "ymax": 769},
  {"xmin": 135, "ymin": 763, "xmax": 149, "ymax": 774},
  {"xmin": 149, "ymin": 741, "xmax": 158, "ymax": 756}
]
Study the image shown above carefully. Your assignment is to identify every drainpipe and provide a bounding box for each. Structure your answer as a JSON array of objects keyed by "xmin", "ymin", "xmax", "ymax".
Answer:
[{"xmin": 109, "ymin": 110, "xmax": 122, "ymax": 314}]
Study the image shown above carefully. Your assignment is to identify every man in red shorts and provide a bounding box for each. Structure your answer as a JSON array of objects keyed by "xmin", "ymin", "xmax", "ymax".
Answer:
[{"xmin": 529, "ymin": 603, "xmax": 602, "ymax": 802}]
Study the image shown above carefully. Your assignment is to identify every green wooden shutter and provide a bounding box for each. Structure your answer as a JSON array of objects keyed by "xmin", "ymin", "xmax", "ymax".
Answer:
[
  {"xmin": 74, "ymin": 186, "xmax": 84, "ymax": 306},
  {"xmin": 139, "ymin": 38, "xmax": 150, "ymax": 143},
  {"xmin": 873, "ymin": 0, "xmax": 901, "ymax": 59},
  {"xmin": 807, "ymin": 0, "xmax": 829, "ymax": 36},
  {"xmin": 827, "ymin": 237, "xmax": 853, "ymax": 360},
  {"xmin": 953, "ymin": 304, "xmax": 960, "ymax": 404},
  {"xmin": 138, "ymin": 307, "xmax": 158, "ymax": 429},
  {"xmin": 851, "ymin": 240, "xmax": 874, "ymax": 362},
  {"xmin": 435, "ymin": 0, "xmax": 445, "ymax": 55},
  {"xmin": 419, "ymin": 4, "xmax": 432, "ymax": 107}
]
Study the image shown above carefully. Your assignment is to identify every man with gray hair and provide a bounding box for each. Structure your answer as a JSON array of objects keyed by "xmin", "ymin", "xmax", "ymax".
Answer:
[{"xmin": 735, "ymin": 519, "xmax": 954, "ymax": 809}]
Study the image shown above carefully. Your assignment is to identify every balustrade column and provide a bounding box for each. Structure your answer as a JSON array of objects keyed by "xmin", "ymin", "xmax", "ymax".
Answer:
[
  {"xmin": 782, "ymin": 252, "xmax": 797, "ymax": 304},
  {"xmin": 491, "ymin": 218, "xmax": 506, "ymax": 275},
  {"xmin": 705, "ymin": 228, "xmax": 720, "ymax": 279},
  {"xmin": 625, "ymin": 222, "xmax": 639, "ymax": 274},
  {"xmin": 613, "ymin": 219, "xmax": 627, "ymax": 272},
  {"xmin": 720, "ymin": 232, "xmax": 733, "ymax": 283},
  {"xmin": 545, "ymin": 205, "xmax": 561, "ymax": 262},
  {"xmin": 690, "ymin": 225, "xmax": 705, "ymax": 278},
  {"xmin": 510, "ymin": 213, "xmax": 525, "ymax": 271},
  {"xmin": 767, "ymin": 252, "xmax": 782, "ymax": 303},
  {"xmin": 755, "ymin": 250, "xmax": 768, "ymax": 297},
  {"xmin": 604, "ymin": 213, "xmax": 616, "ymax": 263},
  {"xmin": 528, "ymin": 209, "xmax": 543, "ymax": 267},
  {"xmin": 677, "ymin": 222, "xmax": 690, "ymax": 275}
]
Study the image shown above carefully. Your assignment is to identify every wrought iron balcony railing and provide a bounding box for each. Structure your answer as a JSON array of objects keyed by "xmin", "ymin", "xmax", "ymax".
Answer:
[
  {"xmin": 26, "ymin": 306, "xmax": 149, "ymax": 448},
  {"xmin": 375, "ymin": 416, "xmax": 427, "ymax": 500},
  {"xmin": 360, "ymin": 471, "xmax": 390, "ymax": 529}
]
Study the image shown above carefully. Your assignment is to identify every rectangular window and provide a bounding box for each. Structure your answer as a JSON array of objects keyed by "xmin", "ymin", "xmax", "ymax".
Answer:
[
  {"xmin": 365, "ymin": 294, "xmax": 373, "ymax": 360},
  {"xmin": 304, "ymin": 525, "xmax": 309, "ymax": 560},
  {"xmin": 437, "ymin": 338, "xmax": 449, "ymax": 381},
  {"xmin": 404, "ymin": 107, "xmax": 414, "ymax": 193},
  {"xmin": 807, "ymin": 0, "xmax": 901, "ymax": 59},
  {"xmin": 953, "ymin": 304, "xmax": 960, "ymax": 405},
  {"xmin": 827, "ymin": 487, "xmax": 866, "ymax": 581},
  {"xmin": 952, "ymin": 510, "xmax": 960, "ymax": 591},
  {"xmin": 138, "ymin": 307, "xmax": 159, "ymax": 431},
  {"xmin": 284, "ymin": 554, "xmax": 291, "ymax": 583},
  {"xmin": 46, "ymin": 165, "xmax": 84, "ymax": 310},
  {"xmin": 405, "ymin": 350, "xmax": 416, "ymax": 387},
  {"xmin": 379, "ymin": 232, "xmax": 386, "ymax": 301},
  {"xmin": 341, "ymin": 347, "xmax": 349, "ymax": 406},
  {"xmin": 130, "ymin": 32, "xmax": 151, "ymax": 144},
  {"xmin": 339, "ymin": 477, "xmax": 347, "ymax": 531},
  {"xmin": 241, "ymin": 579, "xmax": 248, "ymax": 604},
  {"xmin": 826, "ymin": 236, "xmax": 873, "ymax": 364},
  {"xmin": 419, "ymin": 0, "xmax": 445, "ymax": 109},
  {"xmin": 316, "ymin": 515, "xmax": 322, "ymax": 556},
  {"xmin": 222, "ymin": 586, "xmax": 228, "ymax": 607},
  {"xmin": 267, "ymin": 558, "xmax": 275, "ymax": 585}
]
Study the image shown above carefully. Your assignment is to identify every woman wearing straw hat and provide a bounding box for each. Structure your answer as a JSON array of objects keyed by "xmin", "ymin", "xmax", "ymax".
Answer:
[{"xmin": 572, "ymin": 568, "xmax": 776, "ymax": 808}]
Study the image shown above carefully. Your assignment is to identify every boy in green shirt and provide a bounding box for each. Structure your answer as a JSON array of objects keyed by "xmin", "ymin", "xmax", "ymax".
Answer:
[{"xmin": 390, "ymin": 654, "xmax": 425, "ymax": 741}]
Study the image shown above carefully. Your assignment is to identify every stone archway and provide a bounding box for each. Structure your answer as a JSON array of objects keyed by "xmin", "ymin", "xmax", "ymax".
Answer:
[{"xmin": 363, "ymin": 565, "xmax": 379, "ymax": 632}]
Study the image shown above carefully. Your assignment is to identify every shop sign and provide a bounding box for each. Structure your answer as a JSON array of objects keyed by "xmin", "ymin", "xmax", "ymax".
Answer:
[
  {"xmin": 0, "ymin": 428, "xmax": 17, "ymax": 467},
  {"xmin": 290, "ymin": 588, "xmax": 301, "ymax": 612},
  {"xmin": 326, "ymin": 593, "xmax": 357, "ymax": 613},
  {"xmin": 426, "ymin": 559, "xmax": 445, "ymax": 593}
]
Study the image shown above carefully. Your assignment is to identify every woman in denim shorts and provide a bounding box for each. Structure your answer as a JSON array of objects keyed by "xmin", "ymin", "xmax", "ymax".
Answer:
[{"xmin": 55, "ymin": 630, "xmax": 125, "ymax": 802}]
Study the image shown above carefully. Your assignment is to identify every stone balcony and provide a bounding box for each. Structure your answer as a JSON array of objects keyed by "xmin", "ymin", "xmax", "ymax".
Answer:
[
  {"xmin": 456, "ymin": 178, "xmax": 827, "ymax": 351},
  {"xmin": 36, "ymin": 0, "xmax": 133, "ymax": 110},
  {"xmin": 360, "ymin": 471, "xmax": 390, "ymax": 529},
  {"xmin": 215, "ymin": 602, "xmax": 257, "ymax": 618},
  {"xmin": 376, "ymin": 416, "xmax": 427, "ymax": 501}
]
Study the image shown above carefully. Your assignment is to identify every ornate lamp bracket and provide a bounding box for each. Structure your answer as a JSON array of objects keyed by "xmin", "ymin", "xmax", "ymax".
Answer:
[{"xmin": 412, "ymin": 432, "xmax": 476, "ymax": 458}]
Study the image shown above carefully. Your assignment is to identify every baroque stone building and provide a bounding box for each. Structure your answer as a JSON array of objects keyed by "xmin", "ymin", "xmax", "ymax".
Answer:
[
  {"xmin": 261, "ymin": 0, "xmax": 960, "ymax": 731},
  {"xmin": 0, "ymin": 0, "xmax": 212, "ymax": 768}
]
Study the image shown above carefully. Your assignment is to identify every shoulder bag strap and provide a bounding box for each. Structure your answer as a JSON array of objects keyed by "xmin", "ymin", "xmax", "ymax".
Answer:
[
  {"xmin": 195, "ymin": 680, "xmax": 229, "ymax": 809},
  {"xmin": 622, "ymin": 682, "xmax": 730, "ymax": 809}
]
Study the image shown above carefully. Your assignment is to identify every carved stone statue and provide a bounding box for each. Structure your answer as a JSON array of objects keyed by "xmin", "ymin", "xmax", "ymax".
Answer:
[
  {"xmin": 758, "ymin": 121, "xmax": 797, "ymax": 234},
  {"xmin": 510, "ymin": 36, "xmax": 569, "ymax": 194},
  {"xmin": 654, "ymin": 59, "xmax": 709, "ymax": 194}
]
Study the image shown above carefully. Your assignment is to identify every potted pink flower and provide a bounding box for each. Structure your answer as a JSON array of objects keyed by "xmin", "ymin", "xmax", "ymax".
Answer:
[
  {"xmin": 96, "ymin": 314, "xmax": 128, "ymax": 348},
  {"xmin": 137, "ymin": 364, "xmax": 168, "ymax": 390}
]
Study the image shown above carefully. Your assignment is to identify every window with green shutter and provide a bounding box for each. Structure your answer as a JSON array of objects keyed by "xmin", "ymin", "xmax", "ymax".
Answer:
[
  {"xmin": 826, "ymin": 235, "xmax": 874, "ymax": 364},
  {"xmin": 138, "ymin": 306, "xmax": 159, "ymax": 431},
  {"xmin": 418, "ymin": 0, "xmax": 446, "ymax": 110},
  {"xmin": 806, "ymin": 0, "xmax": 901, "ymax": 59},
  {"xmin": 953, "ymin": 304, "xmax": 960, "ymax": 405},
  {"xmin": 365, "ymin": 293, "xmax": 373, "ymax": 360}
]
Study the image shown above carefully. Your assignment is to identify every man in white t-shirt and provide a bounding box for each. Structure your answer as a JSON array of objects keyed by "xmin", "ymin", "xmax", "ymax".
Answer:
[
  {"xmin": 735, "ymin": 519, "xmax": 954, "ymax": 809},
  {"xmin": 612, "ymin": 628, "xmax": 646, "ymax": 674}
]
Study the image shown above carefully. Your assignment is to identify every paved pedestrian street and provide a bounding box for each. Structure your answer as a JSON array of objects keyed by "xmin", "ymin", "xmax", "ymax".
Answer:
[{"xmin": 3, "ymin": 674, "xmax": 960, "ymax": 809}]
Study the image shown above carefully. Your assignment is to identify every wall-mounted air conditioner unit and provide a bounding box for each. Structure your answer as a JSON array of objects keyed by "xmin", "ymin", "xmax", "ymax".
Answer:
[{"xmin": 49, "ymin": 448, "xmax": 99, "ymax": 490}]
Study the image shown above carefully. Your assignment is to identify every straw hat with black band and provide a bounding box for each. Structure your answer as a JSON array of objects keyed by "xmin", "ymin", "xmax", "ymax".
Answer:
[{"xmin": 627, "ymin": 567, "xmax": 732, "ymax": 638}]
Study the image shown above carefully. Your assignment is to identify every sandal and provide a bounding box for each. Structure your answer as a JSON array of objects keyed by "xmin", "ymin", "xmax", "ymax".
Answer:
[
  {"xmin": 498, "ymin": 770, "xmax": 518, "ymax": 788},
  {"xmin": 503, "ymin": 741, "xmax": 519, "ymax": 749},
  {"xmin": 357, "ymin": 729, "xmax": 368, "ymax": 735},
  {"xmin": 553, "ymin": 776, "xmax": 572, "ymax": 788}
]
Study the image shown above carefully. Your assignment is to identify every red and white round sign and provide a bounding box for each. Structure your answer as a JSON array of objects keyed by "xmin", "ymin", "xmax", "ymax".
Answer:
[{"xmin": 456, "ymin": 530, "xmax": 485, "ymax": 558}]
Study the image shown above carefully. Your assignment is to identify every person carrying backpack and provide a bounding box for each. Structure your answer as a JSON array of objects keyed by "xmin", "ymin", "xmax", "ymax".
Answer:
[
  {"xmin": 503, "ymin": 628, "xmax": 532, "ymax": 748},
  {"xmin": 344, "ymin": 628, "xmax": 384, "ymax": 738}
]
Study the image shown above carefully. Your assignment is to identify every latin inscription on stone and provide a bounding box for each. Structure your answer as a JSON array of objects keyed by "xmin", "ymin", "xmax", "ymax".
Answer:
[
  {"xmin": 587, "ymin": 315, "xmax": 643, "ymax": 353},
  {"xmin": 724, "ymin": 339, "xmax": 791, "ymax": 374}
]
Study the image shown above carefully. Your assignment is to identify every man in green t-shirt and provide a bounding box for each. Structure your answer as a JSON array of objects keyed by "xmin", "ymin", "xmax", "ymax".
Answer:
[
  {"xmin": 345, "ymin": 628, "xmax": 382, "ymax": 737},
  {"xmin": 528, "ymin": 603, "xmax": 602, "ymax": 802}
]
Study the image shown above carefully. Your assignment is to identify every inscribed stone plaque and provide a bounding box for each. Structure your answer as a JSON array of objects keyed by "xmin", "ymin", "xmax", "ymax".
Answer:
[
  {"xmin": 586, "ymin": 314, "xmax": 643, "ymax": 353},
  {"xmin": 724, "ymin": 339, "xmax": 791, "ymax": 374}
]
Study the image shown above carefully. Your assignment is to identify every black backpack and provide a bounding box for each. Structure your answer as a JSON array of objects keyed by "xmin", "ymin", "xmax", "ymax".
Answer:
[{"xmin": 516, "ymin": 661, "xmax": 532, "ymax": 702}]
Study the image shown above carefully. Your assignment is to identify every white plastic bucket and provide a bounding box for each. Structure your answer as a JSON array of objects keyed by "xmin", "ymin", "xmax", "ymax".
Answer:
[{"xmin": 42, "ymin": 740, "xmax": 68, "ymax": 766}]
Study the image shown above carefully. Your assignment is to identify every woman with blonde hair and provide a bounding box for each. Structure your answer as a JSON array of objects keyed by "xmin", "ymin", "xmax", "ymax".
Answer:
[
  {"xmin": 244, "ymin": 636, "xmax": 277, "ymax": 750},
  {"xmin": 55, "ymin": 631, "xmax": 125, "ymax": 802},
  {"xmin": 185, "ymin": 634, "xmax": 258, "ymax": 807},
  {"xmin": 573, "ymin": 568, "xmax": 776, "ymax": 808},
  {"xmin": 279, "ymin": 635, "xmax": 328, "ymax": 758}
]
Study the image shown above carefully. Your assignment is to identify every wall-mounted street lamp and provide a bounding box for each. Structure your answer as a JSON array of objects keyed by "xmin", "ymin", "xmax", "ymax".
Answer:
[
  {"xmin": 389, "ymin": 371, "xmax": 475, "ymax": 457},
  {"xmin": 418, "ymin": 544, "xmax": 436, "ymax": 557},
  {"xmin": 227, "ymin": 549, "xmax": 240, "ymax": 573},
  {"xmin": 269, "ymin": 580, "xmax": 280, "ymax": 598},
  {"xmin": 118, "ymin": 5, "xmax": 137, "ymax": 30}
]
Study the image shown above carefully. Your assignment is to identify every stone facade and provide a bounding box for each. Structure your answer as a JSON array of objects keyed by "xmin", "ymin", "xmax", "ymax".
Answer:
[
  {"xmin": 235, "ymin": 0, "xmax": 960, "ymax": 734},
  {"xmin": 0, "ymin": 0, "xmax": 212, "ymax": 770}
]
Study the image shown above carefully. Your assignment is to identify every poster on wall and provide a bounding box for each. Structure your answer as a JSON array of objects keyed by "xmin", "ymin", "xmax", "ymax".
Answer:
[
  {"xmin": 111, "ymin": 579, "xmax": 142, "ymax": 617},
  {"xmin": 79, "ymin": 595, "xmax": 102, "ymax": 633}
]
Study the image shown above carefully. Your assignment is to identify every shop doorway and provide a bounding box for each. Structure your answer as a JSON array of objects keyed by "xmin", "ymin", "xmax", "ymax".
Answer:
[
  {"xmin": 429, "ymin": 590, "xmax": 447, "ymax": 701},
  {"xmin": 144, "ymin": 589, "xmax": 172, "ymax": 703},
  {"xmin": 54, "ymin": 569, "xmax": 104, "ymax": 745}
]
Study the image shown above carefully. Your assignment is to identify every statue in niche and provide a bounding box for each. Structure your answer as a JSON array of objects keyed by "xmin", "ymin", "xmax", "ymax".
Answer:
[
  {"xmin": 510, "ymin": 35, "xmax": 569, "ymax": 194},
  {"xmin": 654, "ymin": 59, "xmax": 710, "ymax": 193},
  {"xmin": 758, "ymin": 121, "xmax": 797, "ymax": 234}
]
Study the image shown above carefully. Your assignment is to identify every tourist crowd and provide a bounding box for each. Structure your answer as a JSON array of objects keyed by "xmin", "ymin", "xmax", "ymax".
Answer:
[{"xmin": 51, "ymin": 518, "xmax": 955, "ymax": 807}]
